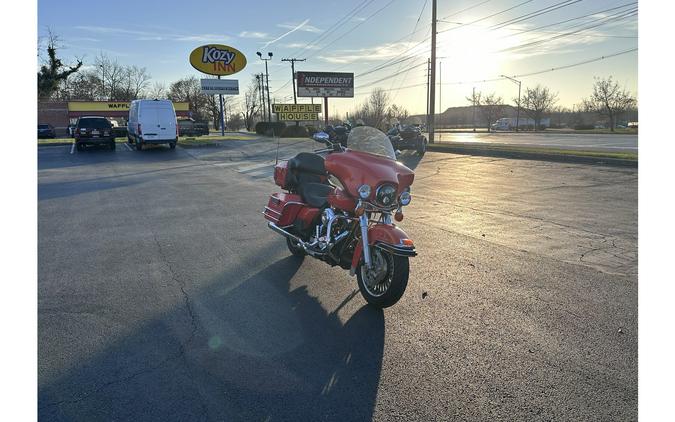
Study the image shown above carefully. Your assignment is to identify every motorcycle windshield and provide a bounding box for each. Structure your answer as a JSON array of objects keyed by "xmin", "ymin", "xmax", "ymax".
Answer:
[{"xmin": 347, "ymin": 126, "xmax": 396, "ymax": 160}]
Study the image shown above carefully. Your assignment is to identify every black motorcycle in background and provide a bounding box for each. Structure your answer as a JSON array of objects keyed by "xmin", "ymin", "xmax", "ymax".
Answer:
[
  {"xmin": 387, "ymin": 124, "xmax": 427, "ymax": 156},
  {"xmin": 325, "ymin": 123, "xmax": 351, "ymax": 147}
]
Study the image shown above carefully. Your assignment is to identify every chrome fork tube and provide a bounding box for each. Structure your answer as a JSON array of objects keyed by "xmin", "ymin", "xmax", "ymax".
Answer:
[{"xmin": 359, "ymin": 214, "xmax": 372, "ymax": 269}]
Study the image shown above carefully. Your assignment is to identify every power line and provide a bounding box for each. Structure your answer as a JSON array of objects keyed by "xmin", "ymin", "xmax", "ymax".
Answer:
[
  {"xmin": 289, "ymin": 0, "xmax": 375, "ymax": 57},
  {"xmin": 497, "ymin": 7, "xmax": 637, "ymax": 53},
  {"xmin": 353, "ymin": 47, "xmax": 637, "ymax": 96},
  {"xmin": 305, "ymin": 0, "xmax": 398, "ymax": 60}
]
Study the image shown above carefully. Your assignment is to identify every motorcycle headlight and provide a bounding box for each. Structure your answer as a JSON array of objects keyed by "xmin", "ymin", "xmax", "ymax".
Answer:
[
  {"xmin": 358, "ymin": 184, "xmax": 371, "ymax": 199},
  {"xmin": 399, "ymin": 190, "xmax": 411, "ymax": 206},
  {"xmin": 375, "ymin": 184, "xmax": 397, "ymax": 207}
]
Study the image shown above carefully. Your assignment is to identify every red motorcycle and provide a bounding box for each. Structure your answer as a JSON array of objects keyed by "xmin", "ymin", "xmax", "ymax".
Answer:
[{"xmin": 263, "ymin": 126, "xmax": 416, "ymax": 308}]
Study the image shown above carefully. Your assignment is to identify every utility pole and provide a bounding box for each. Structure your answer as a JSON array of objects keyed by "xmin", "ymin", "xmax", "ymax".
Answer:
[
  {"xmin": 256, "ymin": 74, "xmax": 265, "ymax": 121},
  {"xmin": 501, "ymin": 74, "xmax": 522, "ymax": 132},
  {"xmin": 426, "ymin": 58, "xmax": 430, "ymax": 130},
  {"xmin": 472, "ymin": 87, "xmax": 476, "ymax": 132},
  {"xmin": 281, "ymin": 58, "xmax": 305, "ymax": 104},
  {"xmin": 429, "ymin": 0, "xmax": 437, "ymax": 143},
  {"xmin": 257, "ymin": 51, "xmax": 273, "ymax": 122}
]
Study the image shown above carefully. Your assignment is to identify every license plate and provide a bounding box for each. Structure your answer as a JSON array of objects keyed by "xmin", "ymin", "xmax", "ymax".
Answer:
[{"xmin": 92, "ymin": 130, "xmax": 99, "ymax": 135}]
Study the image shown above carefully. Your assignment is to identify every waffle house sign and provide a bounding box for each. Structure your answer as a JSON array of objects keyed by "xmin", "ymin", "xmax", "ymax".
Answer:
[{"xmin": 189, "ymin": 44, "xmax": 247, "ymax": 76}]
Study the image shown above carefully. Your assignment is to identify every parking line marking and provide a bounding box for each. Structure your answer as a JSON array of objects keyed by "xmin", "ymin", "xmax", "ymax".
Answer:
[
  {"xmin": 124, "ymin": 143, "xmax": 133, "ymax": 151},
  {"xmin": 70, "ymin": 143, "xmax": 75, "ymax": 154}
]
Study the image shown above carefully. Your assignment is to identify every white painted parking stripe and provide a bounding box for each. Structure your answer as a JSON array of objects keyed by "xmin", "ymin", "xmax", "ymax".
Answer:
[
  {"xmin": 70, "ymin": 143, "xmax": 75, "ymax": 154},
  {"xmin": 124, "ymin": 143, "xmax": 133, "ymax": 151},
  {"xmin": 247, "ymin": 169, "xmax": 273, "ymax": 178},
  {"xmin": 236, "ymin": 162, "xmax": 273, "ymax": 173}
]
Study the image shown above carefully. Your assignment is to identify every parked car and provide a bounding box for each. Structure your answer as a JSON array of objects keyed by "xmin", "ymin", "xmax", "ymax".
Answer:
[
  {"xmin": 38, "ymin": 124, "xmax": 56, "ymax": 139},
  {"xmin": 194, "ymin": 121, "xmax": 210, "ymax": 135},
  {"xmin": 74, "ymin": 116, "xmax": 115, "ymax": 151},
  {"xmin": 387, "ymin": 124, "xmax": 427, "ymax": 155},
  {"xmin": 127, "ymin": 99, "xmax": 178, "ymax": 150}
]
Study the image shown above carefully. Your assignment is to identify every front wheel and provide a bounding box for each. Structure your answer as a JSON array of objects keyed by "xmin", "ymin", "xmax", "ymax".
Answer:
[
  {"xmin": 356, "ymin": 247, "xmax": 409, "ymax": 308},
  {"xmin": 416, "ymin": 138, "xmax": 427, "ymax": 156}
]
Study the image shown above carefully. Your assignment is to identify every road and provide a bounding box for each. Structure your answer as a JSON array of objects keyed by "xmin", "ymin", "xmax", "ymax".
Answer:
[
  {"xmin": 427, "ymin": 131, "xmax": 638, "ymax": 153},
  {"xmin": 38, "ymin": 138, "xmax": 637, "ymax": 421}
]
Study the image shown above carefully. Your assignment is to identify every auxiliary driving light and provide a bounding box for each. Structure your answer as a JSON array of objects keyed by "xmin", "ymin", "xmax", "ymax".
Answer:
[{"xmin": 358, "ymin": 184, "xmax": 371, "ymax": 199}]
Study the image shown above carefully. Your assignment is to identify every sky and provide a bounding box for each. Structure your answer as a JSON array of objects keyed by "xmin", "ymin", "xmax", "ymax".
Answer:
[{"xmin": 37, "ymin": 0, "xmax": 638, "ymax": 116}]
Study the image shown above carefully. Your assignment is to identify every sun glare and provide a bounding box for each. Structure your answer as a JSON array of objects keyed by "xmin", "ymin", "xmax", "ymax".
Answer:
[{"xmin": 437, "ymin": 25, "xmax": 515, "ymax": 84}]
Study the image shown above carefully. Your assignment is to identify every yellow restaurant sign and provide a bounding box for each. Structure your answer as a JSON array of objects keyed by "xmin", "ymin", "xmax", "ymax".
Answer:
[
  {"xmin": 189, "ymin": 44, "xmax": 247, "ymax": 76},
  {"xmin": 68, "ymin": 102, "xmax": 190, "ymax": 112},
  {"xmin": 273, "ymin": 103, "xmax": 322, "ymax": 113}
]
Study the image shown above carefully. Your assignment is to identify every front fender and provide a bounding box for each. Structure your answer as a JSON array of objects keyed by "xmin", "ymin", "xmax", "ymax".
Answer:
[{"xmin": 350, "ymin": 224, "xmax": 416, "ymax": 275}]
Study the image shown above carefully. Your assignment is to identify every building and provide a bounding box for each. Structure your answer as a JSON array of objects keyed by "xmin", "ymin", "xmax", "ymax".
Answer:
[{"xmin": 38, "ymin": 100, "xmax": 191, "ymax": 136}]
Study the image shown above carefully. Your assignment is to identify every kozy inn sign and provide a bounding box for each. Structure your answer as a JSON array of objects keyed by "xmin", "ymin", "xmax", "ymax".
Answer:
[{"xmin": 189, "ymin": 44, "xmax": 247, "ymax": 76}]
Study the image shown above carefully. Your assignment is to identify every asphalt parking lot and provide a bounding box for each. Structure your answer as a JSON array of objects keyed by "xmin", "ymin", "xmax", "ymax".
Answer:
[{"xmin": 38, "ymin": 138, "xmax": 637, "ymax": 421}]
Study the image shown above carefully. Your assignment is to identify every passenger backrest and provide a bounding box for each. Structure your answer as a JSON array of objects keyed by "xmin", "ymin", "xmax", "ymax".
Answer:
[{"xmin": 287, "ymin": 153, "xmax": 326, "ymax": 187}]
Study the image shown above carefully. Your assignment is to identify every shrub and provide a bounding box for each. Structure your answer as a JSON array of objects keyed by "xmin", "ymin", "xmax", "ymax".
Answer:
[
  {"xmin": 574, "ymin": 124, "xmax": 595, "ymax": 130},
  {"xmin": 256, "ymin": 121, "xmax": 286, "ymax": 136},
  {"xmin": 281, "ymin": 125, "xmax": 308, "ymax": 138}
]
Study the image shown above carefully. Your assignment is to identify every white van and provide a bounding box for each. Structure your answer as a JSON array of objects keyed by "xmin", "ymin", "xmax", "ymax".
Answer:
[{"xmin": 127, "ymin": 99, "xmax": 178, "ymax": 150}]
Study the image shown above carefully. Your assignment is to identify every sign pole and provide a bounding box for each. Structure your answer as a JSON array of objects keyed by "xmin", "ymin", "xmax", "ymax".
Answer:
[
  {"xmin": 324, "ymin": 97, "xmax": 328, "ymax": 127},
  {"xmin": 218, "ymin": 75, "xmax": 225, "ymax": 136}
]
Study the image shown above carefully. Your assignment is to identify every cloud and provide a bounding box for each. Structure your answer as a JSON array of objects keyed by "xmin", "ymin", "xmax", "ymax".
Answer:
[
  {"xmin": 277, "ymin": 21, "xmax": 322, "ymax": 33},
  {"xmin": 282, "ymin": 42, "xmax": 320, "ymax": 50},
  {"xmin": 75, "ymin": 26, "xmax": 229, "ymax": 42},
  {"xmin": 318, "ymin": 41, "xmax": 421, "ymax": 64},
  {"xmin": 263, "ymin": 19, "xmax": 314, "ymax": 48},
  {"xmin": 239, "ymin": 31, "xmax": 269, "ymax": 39}
]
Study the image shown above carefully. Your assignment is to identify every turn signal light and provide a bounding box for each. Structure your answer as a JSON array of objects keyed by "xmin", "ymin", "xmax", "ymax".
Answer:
[
  {"xmin": 394, "ymin": 211, "xmax": 404, "ymax": 221},
  {"xmin": 401, "ymin": 239, "xmax": 414, "ymax": 246}
]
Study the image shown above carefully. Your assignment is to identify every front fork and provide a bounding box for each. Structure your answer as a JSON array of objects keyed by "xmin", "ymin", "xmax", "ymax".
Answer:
[{"xmin": 359, "ymin": 214, "xmax": 372, "ymax": 269}]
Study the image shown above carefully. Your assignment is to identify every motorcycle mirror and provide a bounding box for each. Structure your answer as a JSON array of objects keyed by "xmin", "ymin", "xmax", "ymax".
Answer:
[
  {"xmin": 395, "ymin": 149, "xmax": 402, "ymax": 157},
  {"xmin": 312, "ymin": 131, "xmax": 330, "ymax": 143}
]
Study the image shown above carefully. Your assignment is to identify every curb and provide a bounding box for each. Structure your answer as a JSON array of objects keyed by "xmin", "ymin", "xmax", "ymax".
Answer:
[
  {"xmin": 38, "ymin": 142, "xmax": 72, "ymax": 147},
  {"xmin": 427, "ymin": 143, "xmax": 637, "ymax": 168}
]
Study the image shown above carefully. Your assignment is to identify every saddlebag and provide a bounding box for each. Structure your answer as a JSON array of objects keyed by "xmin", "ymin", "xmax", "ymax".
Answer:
[{"xmin": 263, "ymin": 193, "xmax": 304, "ymax": 227}]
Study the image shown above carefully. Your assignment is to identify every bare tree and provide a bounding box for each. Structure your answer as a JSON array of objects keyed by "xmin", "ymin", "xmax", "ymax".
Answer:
[
  {"xmin": 387, "ymin": 104, "xmax": 409, "ymax": 123},
  {"xmin": 147, "ymin": 81, "xmax": 167, "ymax": 99},
  {"xmin": 350, "ymin": 88, "xmax": 390, "ymax": 130},
  {"xmin": 37, "ymin": 29, "xmax": 82, "ymax": 98},
  {"xmin": 168, "ymin": 76, "xmax": 210, "ymax": 121},
  {"xmin": 94, "ymin": 53, "xmax": 126, "ymax": 100},
  {"xmin": 241, "ymin": 76, "xmax": 259, "ymax": 131},
  {"xmin": 467, "ymin": 91, "xmax": 504, "ymax": 132},
  {"xmin": 582, "ymin": 76, "xmax": 636, "ymax": 131},
  {"xmin": 127, "ymin": 66, "xmax": 151, "ymax": 99},
  {"xmin": 521, "ymin": 84, "xmax": 558, "ymax": 130}
]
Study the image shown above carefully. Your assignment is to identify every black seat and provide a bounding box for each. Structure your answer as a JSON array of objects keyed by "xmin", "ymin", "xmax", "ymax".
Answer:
[
  {"xmin": 287, "ymin": 153, "xmax": 332, "ymax": 207},
  {"xmin": 299, "ymin": 183, "xmax": 333, "ymax": 208}
]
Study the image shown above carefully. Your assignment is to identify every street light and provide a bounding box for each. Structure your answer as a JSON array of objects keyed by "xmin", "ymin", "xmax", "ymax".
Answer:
[
  {"xmin": 257, "ymin": 51, "xmax": 273, "ymax": 122},
  {"xmin": 501, "ymin": 74, "xmax": 521, "ymax": 132}
]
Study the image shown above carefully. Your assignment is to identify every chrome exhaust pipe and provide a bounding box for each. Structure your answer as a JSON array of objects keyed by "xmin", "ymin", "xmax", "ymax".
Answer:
[
  {"xmin": 268, "ymin": 222, "xmax": 323, "ymax": 256},
  {"xmin": 268, "ymin": 222, "xmax": 302, "ymax": 242}
]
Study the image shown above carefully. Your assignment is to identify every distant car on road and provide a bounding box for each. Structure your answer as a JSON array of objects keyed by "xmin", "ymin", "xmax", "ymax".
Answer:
[
  {"xmin": 127, "ymin": 99, "xmax": 178, "ymax": 150},
  {"xmin": 74, "ymin": 116, "xmax": 115, "ymax": 151},
  {"xmin": 38, "ymin": 124, "xmax": 56, "ymax": 139}
]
